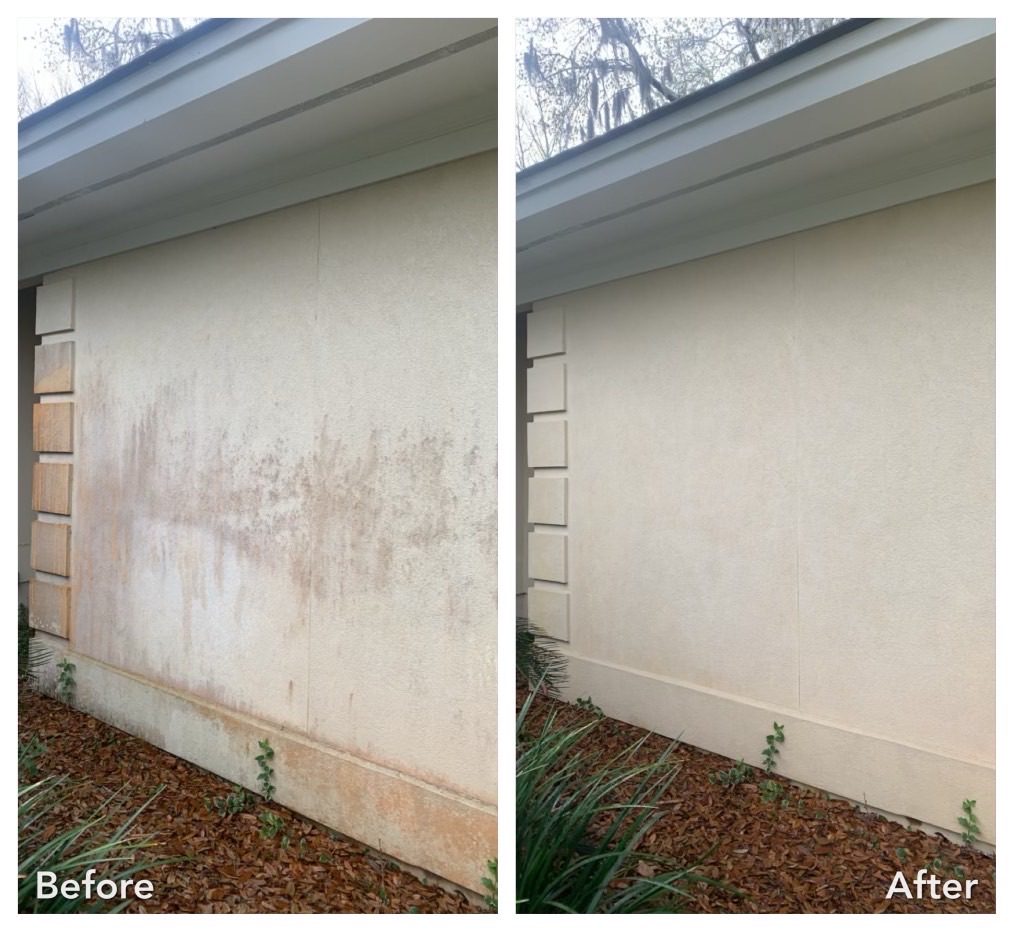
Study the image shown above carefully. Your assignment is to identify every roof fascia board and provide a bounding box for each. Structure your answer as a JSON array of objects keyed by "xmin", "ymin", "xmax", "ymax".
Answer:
[
  {"xmin": 19, "ymin": 18, "xmax": 368, "ymax": 176},
  {"xmin": 517, "ymin": 18, "xmax": 994, "ymax": 219},
  {"xmin": 19, "ymin": 120, "xmax": 496, "ymax": 281}
]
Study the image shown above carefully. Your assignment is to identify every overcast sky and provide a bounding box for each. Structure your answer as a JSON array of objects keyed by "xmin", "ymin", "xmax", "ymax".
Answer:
[
  {"xmin": 19, "ymin": 18, "xmax": 81, "ymax": 106},
  {"xmin": 17, "ymin": 17, "xmax": 206, "ymax": 116}
]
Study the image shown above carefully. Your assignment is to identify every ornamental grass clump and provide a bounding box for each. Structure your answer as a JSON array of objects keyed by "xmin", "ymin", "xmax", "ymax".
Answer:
[
  {"xmin": 18, "ymin": 742, "xmax": 165, "ymax": 914},
  {"xmin": 516, "ymin": 617, "xmax": 568, "ymax": 696},
  {"xmin": 18, "ymin": 602, "xmax": 52, "ymax": 686},
  {"xmin": 516, "ymin": 689, "xmax": 720, "ymax": 913}
]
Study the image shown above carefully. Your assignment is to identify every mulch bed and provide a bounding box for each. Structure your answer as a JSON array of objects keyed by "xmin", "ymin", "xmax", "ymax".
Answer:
[
  {"xmin": 19, "ymin": 687, "xmax": 484, "ymax": 914},
  {"xmin": 520, "ymin": 687, "xmax": 996, "ymax": 914}
]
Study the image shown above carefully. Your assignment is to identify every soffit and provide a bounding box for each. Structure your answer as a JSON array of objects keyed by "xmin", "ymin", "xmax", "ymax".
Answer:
[
  {"xmin": 516, "ymin": 18, "xmax": 995, "ymax": 305},
  {"xmin": 19, "ymin": 18, "xmax": 497, "ymax": 279}
]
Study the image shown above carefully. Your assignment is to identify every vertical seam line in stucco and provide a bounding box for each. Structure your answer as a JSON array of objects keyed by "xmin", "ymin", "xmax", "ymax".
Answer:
[
  {"xmin": 792, "ymin": 236, "xmax": 801, "ymax": 712},
  {"xmin": 315, "ymin": 202, "xmax": 322, "ymax": 284},
  {"xmin": 306, "ymin": 203, "xmax": 322, "ymax": 734}
]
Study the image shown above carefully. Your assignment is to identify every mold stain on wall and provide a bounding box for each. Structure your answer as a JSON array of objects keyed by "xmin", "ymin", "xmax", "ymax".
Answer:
[{"xmin": 74, "ymin": 359, "xmax": 496, "ymax": 753}]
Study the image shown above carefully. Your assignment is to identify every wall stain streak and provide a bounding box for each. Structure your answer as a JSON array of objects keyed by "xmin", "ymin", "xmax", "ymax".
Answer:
[{"xmin": 73, "ymin": 363, "xmax": 496, "ymax": 737}]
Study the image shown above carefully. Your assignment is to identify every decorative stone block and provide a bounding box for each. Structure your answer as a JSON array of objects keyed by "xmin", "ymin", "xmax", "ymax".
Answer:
[
  {"xmin": 35, "ymin": 279, "xmax": 75, "ymax": 335},
  {"xmin": 528, "ymin": 588, "xmax": 569, "ymax": 642},
  {"xmin": 34, "ymin": 341, "xmax": 74, "ymax": 393},
  {"xmin": 529, "ymin": 532, "xmax": 567, "ymax": 583},
  {"xmin": 29, "ymin": 579, "xmax": 71, "ymax": 638},
  {"xmin": 528, "ymin": 305, "xmax": 565, "ymax": 358},
  {"xmin": 528, "ymin": 477, "xmax": 567, "ymax": 525},
  {"xmin": 31, "ymin": 521, "xmax": 71, "ymax": 577},
  {"xmin": 527, "ymin": 420, "xmax": 566, "ymax": 467},
  {"xmin": 527, "ymin": 360, "xmax": 566, "ymax": 413},
  {"xmin": 33, "ymin": 403, "xmax": 74, "ymax": 452},
  {"xmin": 32, "ymin": 463, "xmax": 72, "ymax": 515}
]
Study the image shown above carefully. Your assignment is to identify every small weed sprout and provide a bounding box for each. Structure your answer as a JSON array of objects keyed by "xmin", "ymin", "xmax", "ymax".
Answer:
[
  {"xmin": 958, "ymin": 799, "xmax": 981, "ymax": 846},
  {"xmin": 206, "ymin": 785, "xmax": 253, "ymax": 817},
  {"xmin": 709, "ymin": 759, "xmax": 752, "ymax": 788},
  {"xmin": 758, "ymin": 779, "xmax": 782, "ymax": 804},
  {"xmin": 56, "ymin": 658, "xmax": 76, "ymax": 705},
  {"xmin": 762, "ymin": 722, "xmax": 784, "ymax": 773},
  {"xmin": 256, "ymin": 739, "xmax": 276, "ymax": 801},
  {"xmin": 574, "ymin": 696, "xmax": 603, "ymax": 717},
  {"xmin": 258, "ymin": 811, "xmax": 284, "ymax": 840},
  {"xmin": 481, "ymin": 858, "xmax": 497, "ymax": 911},
  {"xmin": 895, "ymin": 847, "xmax": 909, "ymax": 864},
  {"xmin": 19, "ymin": 736, "xmax": 47, "ymax": 780}
]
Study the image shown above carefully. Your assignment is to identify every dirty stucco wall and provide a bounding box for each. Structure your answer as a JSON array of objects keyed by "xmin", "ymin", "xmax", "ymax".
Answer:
[
  {"xmin": 527, "ymin": 182, "xmax": 995, "ymax": 841},
  {"xmin": 43, "ymin": 152, "xmax": 497, "ymax": 885}
]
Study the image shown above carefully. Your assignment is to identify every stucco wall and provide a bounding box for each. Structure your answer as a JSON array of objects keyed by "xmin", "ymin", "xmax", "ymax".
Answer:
[
  {"xmin": 527, "ymin": 182, "xmax": 995, "ymax": 841},
  {"xmin": 39, "ymin": 151, "xmax": 497, "ymax": 889}
]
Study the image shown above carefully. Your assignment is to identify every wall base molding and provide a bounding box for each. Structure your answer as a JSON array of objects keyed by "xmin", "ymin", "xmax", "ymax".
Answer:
[
  {"xmin": 32, "ymin": 641, "xmax": 496, "ymax": 894},
  {"xmin": 559, "ymin": 650, "xmax": 994, "ymax": 843}
]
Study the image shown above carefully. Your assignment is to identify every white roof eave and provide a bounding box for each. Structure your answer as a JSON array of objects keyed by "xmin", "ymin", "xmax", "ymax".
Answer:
[
  {"xmin": 516, "ymin": 17, "xmax": 996, "ymax": 306},
  {"xmin": 19, "ymin": 18, "xmax": 497, "ymax": 280}
]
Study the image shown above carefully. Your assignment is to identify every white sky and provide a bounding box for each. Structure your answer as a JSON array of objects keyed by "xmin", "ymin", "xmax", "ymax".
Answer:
[
  {"xmin": 18, "ymin": 19, "xmax": 60, "ymax": 91},
  {"xmin": 18, "ymin": 17, "xmax": 102, "ymax": 108},
  {"xmin": 16, "ymin": 16, "xmax": 207, "ymax": 113}
]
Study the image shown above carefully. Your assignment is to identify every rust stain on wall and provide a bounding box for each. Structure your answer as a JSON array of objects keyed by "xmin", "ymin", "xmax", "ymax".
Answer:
[
  {"xmin": 74, "ymin": 366, "xmax": 314, "ymax": 716},
  {"xmin": 73, "ymin": 363, "xmax": 496, "ymax": 724}
]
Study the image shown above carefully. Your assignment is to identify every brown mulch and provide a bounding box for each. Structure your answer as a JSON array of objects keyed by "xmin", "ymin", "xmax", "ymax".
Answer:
[
  {"xmin": 519, "ymin": 687, "xmax": 996, "ymax": 914},
  {"xmin": 19, "ymin": 687, "xmax": 483, "ymax": 914}
]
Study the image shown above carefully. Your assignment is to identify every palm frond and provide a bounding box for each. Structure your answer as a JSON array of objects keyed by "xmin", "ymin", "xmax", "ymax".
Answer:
[
  {"xmin": 516, "ymin": 618, "xmax": 569, "ymax": 697},
  {"xmin": 18, "ymin": 603, "xmax": 53, "ymax": 684},
  {"xmin": 516, "ymin": 692, "xmax": 735, "ymax": 913}
]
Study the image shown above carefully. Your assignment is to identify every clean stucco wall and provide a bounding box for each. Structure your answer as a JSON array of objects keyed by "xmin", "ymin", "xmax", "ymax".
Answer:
[
  {"xmin": 527, "ymin": 182, "xmax": 995, "ymax": 841},
  {"xmin": 40, "ymin": 151, "xmax": 497, "ymax": 889}
]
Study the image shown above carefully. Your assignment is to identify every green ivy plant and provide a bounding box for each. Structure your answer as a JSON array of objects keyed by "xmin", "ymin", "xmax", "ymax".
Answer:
[
  {"xmin": 761, "ymin": 722, "xmax": 784, "ymax": 773},
  {"xmin": 481, "ymin": 858, "xmax": 498, "ymax": 911},
  {"xmin": 56, "ymin": 658, "xmax": 76, "ymax": 705},
  {"xmin": 256, "ymin": 739, "xmax": 275, "ymax": 801},
  {"xmin": 758, "ymin": 779, "xmax": 782, "ymax": 804},
  {"xmin": 958, "ymin": 799, "xmax": 981, "ymax": 846}
]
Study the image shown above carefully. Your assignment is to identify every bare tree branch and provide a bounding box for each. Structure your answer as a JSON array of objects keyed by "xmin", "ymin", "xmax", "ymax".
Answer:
[{"xmin": 516, "ymin": 17, "xmax": 845, "ymax": 169}]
